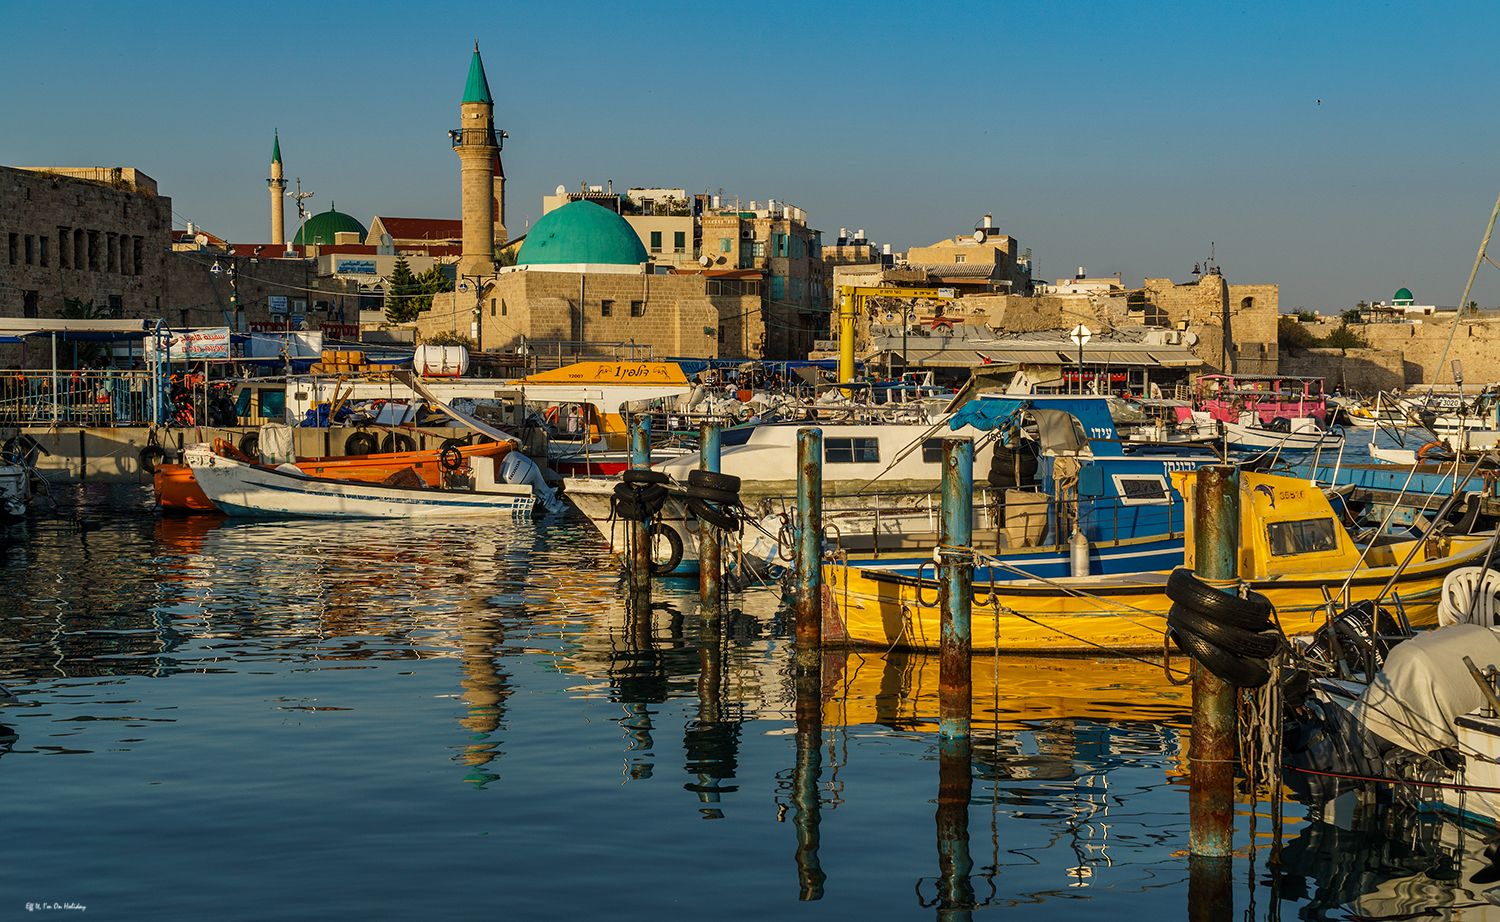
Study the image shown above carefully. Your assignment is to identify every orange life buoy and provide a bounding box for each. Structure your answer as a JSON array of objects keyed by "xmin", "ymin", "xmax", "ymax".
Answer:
[
  {"xmin": 1416, "ymin": 440, "xmax": 1445, "ymax": 462},
  {"xmin": 212, "ymin": 437, "xmax": 254, "ymax": 463}
]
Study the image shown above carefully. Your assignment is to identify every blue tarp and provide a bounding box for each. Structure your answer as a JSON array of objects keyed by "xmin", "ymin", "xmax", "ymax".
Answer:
[{"xmin": 949, "ymin": 398, "xmax": 1025, "ymax": 431}]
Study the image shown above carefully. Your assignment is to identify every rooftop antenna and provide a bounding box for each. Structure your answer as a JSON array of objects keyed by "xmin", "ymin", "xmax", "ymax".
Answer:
[{"xmin": 289, "ymin": 177, "xmax": 314, "ymax": 222}]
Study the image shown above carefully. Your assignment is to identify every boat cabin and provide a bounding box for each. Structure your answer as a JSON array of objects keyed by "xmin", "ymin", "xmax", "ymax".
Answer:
[{"xmin": 1193, "ymin": 374, "xmax": 1328, "ymax": 426}]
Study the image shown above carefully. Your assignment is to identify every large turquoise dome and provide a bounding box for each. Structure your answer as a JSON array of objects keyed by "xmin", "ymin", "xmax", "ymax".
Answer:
[
  {"xmin": 517, "ymin": 201, "xmax": 648, "ymax": 266},
  {"xmin": 1393, "ymin": 286, "xmax": 1415, "ymax": 304},
  {"xmin": 293, "ymin": 205, "xmax": 367, "ymax": 245}
]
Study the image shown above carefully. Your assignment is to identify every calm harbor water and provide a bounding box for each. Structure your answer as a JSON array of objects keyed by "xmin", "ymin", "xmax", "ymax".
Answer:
[{"xmin": 0, "ymin": 446, "xmax": 1484, "ymax": 919}]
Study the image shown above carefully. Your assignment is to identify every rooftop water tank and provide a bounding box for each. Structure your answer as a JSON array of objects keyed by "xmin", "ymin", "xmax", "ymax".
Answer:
[{"xmin": 414, "ymin": 344, "xmax": 469, "ymax": 378}]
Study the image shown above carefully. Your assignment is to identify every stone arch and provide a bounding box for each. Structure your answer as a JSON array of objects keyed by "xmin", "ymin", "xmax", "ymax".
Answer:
[{"xmin": 1241, "ymin": 297, "xmax": 1255, "ymax": 311}]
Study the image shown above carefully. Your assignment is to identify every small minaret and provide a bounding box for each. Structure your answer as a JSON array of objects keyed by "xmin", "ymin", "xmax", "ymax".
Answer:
[
  {"xmin": 268, "ymin": 131, "xmax": 287, "ymax": 246},
  {"xmin": 456, "ymin": 43, "xmax": 499, "ymax": 279}
]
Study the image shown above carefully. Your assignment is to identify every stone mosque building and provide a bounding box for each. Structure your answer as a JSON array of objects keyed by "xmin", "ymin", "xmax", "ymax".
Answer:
[{"xmin": 415, "ymin": 46, "xmax": 765, "ymax": 361}]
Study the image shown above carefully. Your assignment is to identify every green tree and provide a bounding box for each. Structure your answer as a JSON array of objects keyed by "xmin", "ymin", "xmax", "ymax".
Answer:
[
  {"xmin": 1341, "ymin": 309, "xmax": 1362, "ymax": 324},
  {"xmin": 1320, "ymin": 325, "xmax": 1366, "ymax": 349},
  {"xmin": 412, "ymin": 265, "xmax": 454, "ymax": 315},
  {"xmin": 384, "ymin": 256, "xmax": 420, "ymax": 323},
  {"xmin": 1466, "ymin": 300, "xmax": 1480, "ymax": 316},
  {"xmin": 1278, "ymin": 314, "xmax": 1318, "ymax": 350},
  {"xmin": 1294, "ymin": 309, "xmax": 1318, "ymax": 322}
]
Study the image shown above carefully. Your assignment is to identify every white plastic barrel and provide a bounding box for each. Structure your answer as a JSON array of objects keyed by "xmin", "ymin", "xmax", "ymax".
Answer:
[{"xmin": 414, "ymin": 344, "xmax": 469, "ymax": 377}]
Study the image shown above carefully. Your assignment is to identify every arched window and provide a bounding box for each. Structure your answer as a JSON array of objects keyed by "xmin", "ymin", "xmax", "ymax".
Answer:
[{"xmin": 1241, "ymin": 297, "xmax": 1255, "ymax": 311}]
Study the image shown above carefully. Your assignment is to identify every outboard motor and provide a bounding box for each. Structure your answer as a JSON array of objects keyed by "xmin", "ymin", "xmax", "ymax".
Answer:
[{"xmin": 500, "ymin": 451, "xmax": 567, "ymax": 516}]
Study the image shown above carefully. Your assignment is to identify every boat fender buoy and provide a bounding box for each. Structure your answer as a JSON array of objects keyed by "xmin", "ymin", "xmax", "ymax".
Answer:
[
  {"xmin": 344, "ymin": 431, "xmax": 377, "ymax": 456},
  {"xmin": 439, "ymin": 446, "xmax": 463, "ymax": 471},
  {"xmin": 648, "ymin": 523, "xmax": 684, "ymax": 575},
  {"xmin": 1417, "ymin": 440, "xmax": 1445, "ymax": 462},
  {"xmin": 139, "ymin": 445, "xmax": 169, "ymax": 474}
]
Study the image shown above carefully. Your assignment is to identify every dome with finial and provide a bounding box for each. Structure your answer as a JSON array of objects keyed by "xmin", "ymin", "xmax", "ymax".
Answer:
[
  {"xmin": 1393, "ymin": 286, "xmax": 1415, "ymax": 305},
  {"xmin": 516, "ymin": 201, "xmax": 648, "ymax": 267},
  {"xmin": 293, "ymin": 204, "xmax": 367, "ymax": 245}
]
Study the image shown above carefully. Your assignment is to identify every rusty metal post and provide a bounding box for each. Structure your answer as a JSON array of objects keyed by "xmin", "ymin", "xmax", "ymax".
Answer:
[
  {"xmin": 1188, "ymin": 465, "xmax": 1238, "ymax": 921},
  {"xmin": 792, "ymin": 665, "xmax": 826, "ymax": 900},
  {"xmin": 699, "ymin": 420, "xmax": 722, "ymax": 616},
  {"xmin": 936, "ymin": 735, "xmax": 975, "ymax": 919},
  {"xmin": 629, "ymin": 417, "xmax": 652, "ymax": 596},
  {"xmin": 794, "ymin": 428, "xmax": 823, "ymax": 676},
  {"xmin": 940, "ymin": 438, "xmax": 974, "ymax": 741}
]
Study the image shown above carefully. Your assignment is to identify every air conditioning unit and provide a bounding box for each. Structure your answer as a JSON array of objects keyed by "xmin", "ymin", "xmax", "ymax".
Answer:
[{"xmin": 1163, "ymin": 330, "xmax": 1181, "ymax": 345}]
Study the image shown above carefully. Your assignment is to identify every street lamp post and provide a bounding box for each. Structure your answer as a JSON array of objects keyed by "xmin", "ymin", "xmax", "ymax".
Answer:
[{"xmin": 459, "ymin": 274, "xmax": 497, "ymax": 362}]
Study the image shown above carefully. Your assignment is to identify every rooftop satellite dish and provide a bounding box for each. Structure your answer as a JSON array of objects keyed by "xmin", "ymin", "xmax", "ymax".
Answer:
[
  {"xmin": 1183, "ymin": 331, "xmax": 1200, "ymax": 346},
  {"xmin": 699, "ymin": 254, "xmax": 713, "ymax": 267},
  {"xmin": 194, "ymin": 234, "xmax": 209, "ymax": 246},
  {"xmin": 972, "ymin": 230, "xmax": 985, "ymax": 243},
  {"xmin": 555, "ymin": 184, "xmax": 566, "ymax": 196}
]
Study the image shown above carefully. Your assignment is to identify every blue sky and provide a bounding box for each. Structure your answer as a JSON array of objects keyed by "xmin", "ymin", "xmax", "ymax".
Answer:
[{"xmin": 4, "ymin": 0, "xmax": 1498, "ymax": 314}]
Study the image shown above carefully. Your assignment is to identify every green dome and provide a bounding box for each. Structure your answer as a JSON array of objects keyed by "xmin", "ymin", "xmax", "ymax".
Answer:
[
  {"xmin": 516, "ymin": 201, "xmax": 648, "ymax": 266},
  {"xmin": 1393, "ymin": 286, "xmax": 1414, "ymax": 304},
  {"xmin": 293, "ymin": 205, "xmax": 368, "ymax": 245}
]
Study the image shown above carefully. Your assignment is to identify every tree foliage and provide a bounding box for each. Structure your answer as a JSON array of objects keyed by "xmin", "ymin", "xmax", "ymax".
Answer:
[
  {"xmin": 384, "ymin": 257, "xmax": 420, "ymax": 323},
  {"xmin": 1278, "ymin": 315, "xmax": 1318, "ymax": 350},
  {"xmin": 60, "ymin": 298, "xmax": 109, "ymax": 367}
]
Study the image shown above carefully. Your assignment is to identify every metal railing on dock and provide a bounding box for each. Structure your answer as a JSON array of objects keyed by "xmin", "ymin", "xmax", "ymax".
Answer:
[{"xmin": 0, "ymin": 369, "xmax": 158, "ymax": 426}]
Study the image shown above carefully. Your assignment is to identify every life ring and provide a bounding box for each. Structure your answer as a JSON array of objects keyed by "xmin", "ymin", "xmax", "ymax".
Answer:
[
  {"xmin": 138, "ymin": 445, "xmax": 169, "ymax": 474},
  {"xmin": 1416, "ymin": 440, "xmax": 1445, "ymax": 462},
  {"xmin": 439, "ymin": 445, "xmax": 463, "ymax": 471},
  {"xmin": 648, "ymin": 523, "xmax": 684, "ymax": 575},
  {"xmin": 238, "ymin": 433, "xmax": 260, "ymax": 459},
  {"xmin": 344, "ymin": 431, "xmax": 378, "ymax": 456}
]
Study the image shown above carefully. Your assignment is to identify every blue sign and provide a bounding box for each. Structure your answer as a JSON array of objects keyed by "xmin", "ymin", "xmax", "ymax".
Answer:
[{"xmin": 336, "ymin": 259, "xmax": 377, "ymax": 274}]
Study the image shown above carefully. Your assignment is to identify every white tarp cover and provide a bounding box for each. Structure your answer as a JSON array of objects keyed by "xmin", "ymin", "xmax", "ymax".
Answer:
[
  {"xmin": 247, "ymin": 331, "xmax": 323, "ymax": 359},
  {"xmin": 259, "ymin": 423, "xmax": 296, "ymax": 465},
  {"xmin": 0, "ymin": 318, "xmax": 152, "ymax": 336},
  {"xmin": 1354, "ymin": 623, "xmax": 1500, "ymax": 754}
]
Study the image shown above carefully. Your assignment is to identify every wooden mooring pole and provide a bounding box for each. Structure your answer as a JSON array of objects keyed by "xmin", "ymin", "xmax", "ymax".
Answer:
[
  {"xmin": 939, "ymin": 438, "xmax": 974, "ymax": 742},
  {"xmin": 794, "ymin": 428, "xmax": 822, "ymax": 677},
  {"xmin": 699, "ymin": 420, "xmax": 722, "ymax": 617},
  {"xmin": 1189, "ymin": 465, "xmax": 1238, "ymax": 922},
  {"xmin": 628, "ymin": 417, "xmax": 652, "ymax": 597}
]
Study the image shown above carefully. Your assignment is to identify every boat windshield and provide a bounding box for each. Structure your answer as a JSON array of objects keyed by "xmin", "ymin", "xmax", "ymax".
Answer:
[{"xmin": 1266, "ymin": 518, "xmax": 1339, "ymax": 556}]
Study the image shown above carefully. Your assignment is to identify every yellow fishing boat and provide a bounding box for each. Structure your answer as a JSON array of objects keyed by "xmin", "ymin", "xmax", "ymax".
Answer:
[{"xmin": 822, "ymin": 470, "xmax": 1494, "ymax": 654}]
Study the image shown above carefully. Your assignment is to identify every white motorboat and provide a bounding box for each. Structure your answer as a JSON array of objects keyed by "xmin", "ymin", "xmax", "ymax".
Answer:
[
  {"xmin": 0, "ymin": 463, "xmax": 28, "ymax": 522},
  {"xmin": 185, "ymin": 448, "xmax": 538, "ymax": 519}
]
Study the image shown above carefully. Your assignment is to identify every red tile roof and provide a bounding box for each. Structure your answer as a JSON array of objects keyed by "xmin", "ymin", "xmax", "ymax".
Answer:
[{"xmin": 373, "ymin": 217, "xmax": 462, "ymax": 242}]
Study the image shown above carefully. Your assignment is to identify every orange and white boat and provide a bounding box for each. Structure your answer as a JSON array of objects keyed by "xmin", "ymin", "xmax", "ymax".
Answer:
[{"xmin": 154, "ymin": 437, "xmax": 516, "ymax": 514}]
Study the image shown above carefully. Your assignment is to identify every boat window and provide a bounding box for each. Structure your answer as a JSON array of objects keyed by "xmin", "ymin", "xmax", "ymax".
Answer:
[
  {"xmin": 1111, "ymin": 474, "xmax": 1170, "ymax": 505},
  {"xmin": 258, "ymin": 388, "xmax": 285, "ymax": 422},
  {"xmin": 1266, "ymin": 518, "xmax": 1339, "ymax": 556},
  {"xmin": 921, "ymin": 438, "xmax": 943, "ymax": 463},
  {"xmin": 826, "ymin": 437, "xmax": 879, "ymax": 464}
]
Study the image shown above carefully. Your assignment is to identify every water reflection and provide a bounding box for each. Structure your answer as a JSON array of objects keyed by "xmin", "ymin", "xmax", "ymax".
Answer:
[
  {"xmin": 1276, "ymin": 801, "xmax": 1500, "ymax": 921},
  {"xmin": 2, "ymin": 485, "xmax": 1223, "ymax": 917}
]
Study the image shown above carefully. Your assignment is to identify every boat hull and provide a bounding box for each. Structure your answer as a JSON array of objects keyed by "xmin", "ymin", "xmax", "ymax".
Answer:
[
  {"xmin": 822, "ymin": 533, "xmax": 1494, "ymax": 653},
  {"xmin": 185, "ymin": 450, "xmax": 536, "ymax": 519},
  {"xmin": 156, "ymin": 441, "xmax": 515, "ymax": 514}
]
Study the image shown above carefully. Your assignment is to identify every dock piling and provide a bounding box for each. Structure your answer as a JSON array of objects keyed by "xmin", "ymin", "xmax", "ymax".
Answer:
[
  {"xmin": 939, "ymin": 438, "xmax": 974, "ymax": 742},
  {"xmin": 1188, "ymin": 464, "xmax": 1239, "ymax": 920},
  {"xmin": 794, "ymin": 428, "xmax": 823, "ymax": 676},
  {"xmin": 699, "ymin": 420, "xmax": 722, "ymax": 616},
  {"xmin": 792, "ymin": 661, "xmax": 826, "ymax": 900},
  {"xmin": 629, "ymin": 417, "xmax": 652, "ymax": 596}
]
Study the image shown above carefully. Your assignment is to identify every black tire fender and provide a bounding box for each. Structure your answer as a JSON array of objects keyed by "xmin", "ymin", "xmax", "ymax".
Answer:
[
  {"xmin": 623, "ymin": 469, "xmax": 670, "ymax": 485},
  {"xmin": 237, "ymin": 433, "xmax": 260, "ymax": 459},
  {"xmin": 681, "ymin": 483, "xmax": 741, "ymax": 505},
  {"xmin": 381, "ymin": 433, "xmax": 417, "ymax": 454},
  {"xmin": 138, "ymin": 445, "xmax": 169, "ymax": 474},
  {"xmin": 636, "ymin": 483, "xmax": 669, "ymax": 506},
  {"xmin": 1167, "ymin": 604, "xmax": 1282, "ymax": 658},
  {"xmin": 687, "ymin": 496, "xmax": 738, "ymax": 532},
  {"xmin": 648, "ymin": 523, "xmax": 684, "ymax": 575},
  {"xmin": 344, "ymin": 431, "xmax": 378, "ymax": 456},
  {"xmin": 688, "ymin": 469, "xmax": 741, "ymax": 492},
  {"xmin": 1168, "ymin": 622, "xmax": 1273, "ymax": 688},
  {"xmin": 1165, "ymin": 568, "xmax": 1272, "ymax": 630}
]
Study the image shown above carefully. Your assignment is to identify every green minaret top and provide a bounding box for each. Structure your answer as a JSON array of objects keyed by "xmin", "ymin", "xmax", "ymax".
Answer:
[
  {"xmin": 462, "ymin": 42, "xmax": 493, "ymax": 105},
  {"xmin": 272, "ymin": 130, "xmax": 282, "ymax": 164}
]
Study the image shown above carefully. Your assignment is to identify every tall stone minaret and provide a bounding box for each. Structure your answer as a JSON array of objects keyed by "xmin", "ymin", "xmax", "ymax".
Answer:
[
  {"xmin": 456, "ymin": 43, "xmax": 499, "ymax": 279},
  {"xmin": 268, "ymin": 130, "xmax": 287, "ymax": 246}
]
